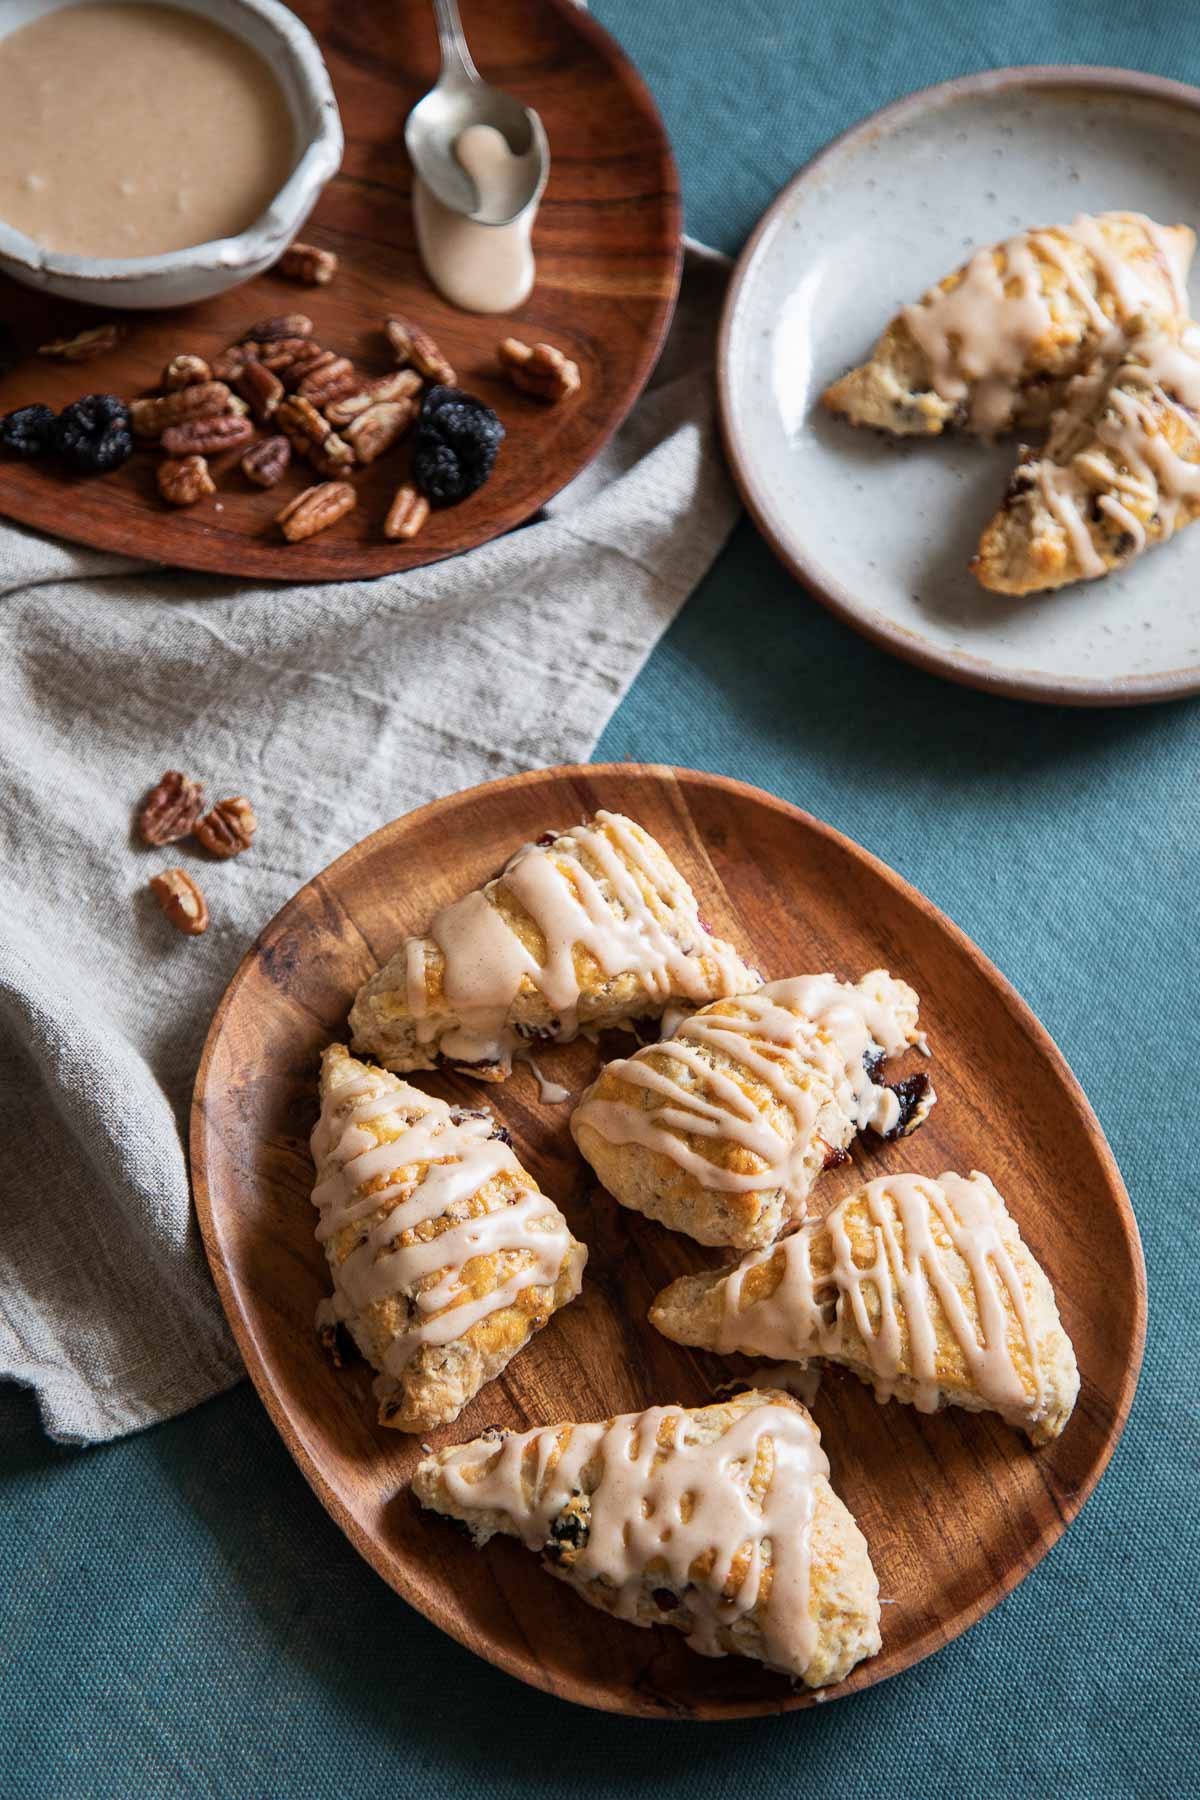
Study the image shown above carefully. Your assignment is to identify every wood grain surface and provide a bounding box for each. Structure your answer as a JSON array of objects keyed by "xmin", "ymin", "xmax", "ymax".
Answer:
[
  {"xmin": 0, "ymin": 0, "xmax": 681, "ymax": 581},
  {"xmin": 191, "ymin": 764, "xmax": 1145, "ymax": 1718}
]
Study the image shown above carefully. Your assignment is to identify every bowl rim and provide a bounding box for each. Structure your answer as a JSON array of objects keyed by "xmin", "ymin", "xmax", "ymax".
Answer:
[{"xmin": 0, "ymin": 0, "xmax": 344, "ymax": 284}]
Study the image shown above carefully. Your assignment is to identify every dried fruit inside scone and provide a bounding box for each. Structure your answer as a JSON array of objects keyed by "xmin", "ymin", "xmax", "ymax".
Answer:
[
  {"xmin": 310, "ymin": 1045, "xmax": 586, "ymax": 1433},
  {"xmin": 412, "ymin": 1389, "xmax": 881, "ymax": 1689},
  {"xmin": 973, "ymin": 321, "xmax": 1200, "ymax": 594},
  {"xmin": 571, "ymin": 972, "xmax": 933, "ymax": 1249},
  {"xmin": 348, "ymin": 811, "xmax": 760, "ymax": 1081},
  {"xmin": 651, "ymin": 1171, "xmax": 1079, "ymax": 1445},
  {"xmin": 822, "ymin": 211, "xmax": 1193, "ymax": 439}
]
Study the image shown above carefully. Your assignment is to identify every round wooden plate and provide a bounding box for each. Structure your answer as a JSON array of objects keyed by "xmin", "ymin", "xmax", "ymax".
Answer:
[
  {"xmin": 191, "ymin": 763, "xmax": 1145, "ymax": 1718},
  {"xmin": 0, "ymin": 0, "xmax": 680, "ymax": 581}
]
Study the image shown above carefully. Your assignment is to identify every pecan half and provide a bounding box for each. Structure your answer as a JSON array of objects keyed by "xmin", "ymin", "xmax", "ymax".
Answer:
[
  {"xmin": 309, "ymin": 432, "xmax": 356, "ymax": 477},
  {"xmin": 498, "ymin": 337, "xmax": 581, "ymax": 402},
  {"xmin": 280, "ymin": 345, "xmax": 335, "ymax": 391},
  {"xmin": 277, "ymin": 393, "xmax": 330, "ymax": 448},
  {"xmin": 234, "ymin": 357, "xmax": 284, "ymax": 423},
  {"xmin": 343, "ymin": 397, "xmax": 416, "ymax": 463},
  {"xmin": 139, "ymin": 770, "xmax": 205, "ymax": 845},
  {"xmin": 162, "ymin": 353, "xmax": 213, "ymax": 391},
  {"xmin": 246, "ymin": 312, "xmax": 314, "ymax": 343},
  {"xmin": 295, "ymin": 356, "xmax": 358, "ymax": 407},
  {"xmin": 157, "ymin": 454, "xmax": 216, "ymax": 506},
  {"xmin": 385, "ymin": 317, "xmax": 455, "ymax": 384},
  {"xmin": 130, "ymin": 382, "xmax": 232, "ymax": 441},
  {"xmin": 161, "ymin": 413, "xmax": 254, "ymax": 457},
  {"xmin": 38, "ymin": 323, "xmax": 122, "ymax": 362},
  {"xmin": 149, "ymin": 868, "xmax": 209, "ymax": 936},
  {"xmin": 256, "ymin": 336, "xmax": 318, "ymax": 376},
  {"xmin": 211, "ymin": 345, "xmax": 250, "ymax": 383},
  {"xmin": 383, "ymin": 482, "xmax": 430, "ymax": 541},
  {"xmin": 226, "ymin": 393, "xmax": 251, "ymax": 418},
  {"xmin": 241, "ymin": 435, "xmax": 291, "ymax": 488},
  {"xmin": 324, "ymin": 368, "xmax": 422, "ymax": 426},
  {"xmin": 279, "ymin": 241, "xmax": 338, "ymax": 286},
  {"xmin": 195, "ymin": 796, "xmax": 257, "ymax": 858},
  {"xmin": 277, "ymin": 481, "xmax": 356, "ymax": 542}
]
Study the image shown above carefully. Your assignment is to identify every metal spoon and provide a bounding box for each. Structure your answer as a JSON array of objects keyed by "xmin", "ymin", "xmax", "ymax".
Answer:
[{"xmin": 405, "ymin": 0, "xmax": 549, "ymax": 225}]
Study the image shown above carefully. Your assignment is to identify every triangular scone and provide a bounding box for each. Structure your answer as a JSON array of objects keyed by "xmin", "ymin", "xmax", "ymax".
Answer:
[
  {"xmin": 822, "ymin": 211, "xmax": 1193, "ymax": 438},
  {"xmin": 349, "ymin": 811, "xmax": 759, "ymax": 1082},
  {"xmin": 412, "ymin": 1389, "xmax": 881, "ymax": 1688},
  {"xmin": 311, "ymin": 1045, "xmax": 586, "ymax": 1432},
  {"xmin": 973, "ymin": 322, "xmax": 1200, "ymax": 594},
  {"xmin": 570, "ymin": 971, "xmax": 934, "ymax": 1249},
  {"xmin": 651, "ymin": 1171, "xmax": 1079, "ymax": 1446}
]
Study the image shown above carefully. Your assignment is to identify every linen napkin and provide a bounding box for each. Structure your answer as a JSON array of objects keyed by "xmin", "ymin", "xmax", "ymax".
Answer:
[{"xmin": 0, "ymin": 243, "xmax": 738, "ymax": 1445}]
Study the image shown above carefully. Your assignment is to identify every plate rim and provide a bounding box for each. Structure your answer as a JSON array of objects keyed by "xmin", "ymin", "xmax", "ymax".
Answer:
[
  {"xmin": 0, "ymin": 0, "xmax": 683, "ymax": 584},
  {"xmin": 190, "ymin": 760, "xmax": 1148, "ymax": 1716},
  {"xmin": 717, "ymin": 63, "xmax": 1200, "ymax": 708}
]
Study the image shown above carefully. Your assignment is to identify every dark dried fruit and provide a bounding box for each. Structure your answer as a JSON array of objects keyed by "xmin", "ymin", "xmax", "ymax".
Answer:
[
  {"xmin": 1, "ymin": 403, "xmax": 57, "ymax": 459},
  {"xmin": 413, "ymin": 385, "xmax": 504, "ymax": 506},
  {"xmin": 882, "ymin": 1072, "xmax": 933, "ymax": 1140},
  {"xmin": 53, "ymin": 394, "xmax": 133, "ymax": 473},
  {"xmin": 139, "ymin": 770, "xmax": 205, "ymax": 845}
]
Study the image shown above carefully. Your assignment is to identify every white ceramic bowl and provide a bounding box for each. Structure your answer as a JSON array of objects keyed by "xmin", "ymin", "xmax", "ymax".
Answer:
[{"xmin": 0, "ymin": 0, "xmax": 343, "ymax": 309}]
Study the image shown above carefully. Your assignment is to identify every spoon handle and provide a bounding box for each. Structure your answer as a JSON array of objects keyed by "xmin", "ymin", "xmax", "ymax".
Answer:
[{"xmin": 432, "ymin": 0, "xmax": 479, "ymax": 87}]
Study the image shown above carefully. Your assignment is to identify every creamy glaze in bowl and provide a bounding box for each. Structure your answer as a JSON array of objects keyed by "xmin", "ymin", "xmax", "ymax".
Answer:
[{"xmin": 0, "ymin": 0, "xmax": 343, "ymax": 309}]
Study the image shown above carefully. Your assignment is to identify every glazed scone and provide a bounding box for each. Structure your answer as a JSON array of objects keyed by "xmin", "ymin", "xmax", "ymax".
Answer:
[
  {"xmin": 570, "ymin": 972, "xmax": 934, "ymax": 1249},
  {"xmin": 349, "ymin": 811, "xmax": 759, "ymax": 1082},
  {"xmin": 412, "ymin": 1388, "xmax": 881, "ymax": 1688},
  {"xmin": 973, "ymin": 321, "xmax": 1200, "ymax": 594},
  {"xmin": 822, "ymin": 211, "xmax": 1193, "ymax": 438},
  {"xmin": 311, "ymin": 1044, "xmax": 586, "ymax": 1432},
  {"xmin": 651, "ymin": 1171, "xmax": 1079, "ymax": 1446}
]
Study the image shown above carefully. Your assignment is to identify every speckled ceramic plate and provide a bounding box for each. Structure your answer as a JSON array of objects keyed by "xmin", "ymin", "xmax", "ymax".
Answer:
[{"xmin": 719, "ymin": 67, "xmax": 1200, "ymax": 706}]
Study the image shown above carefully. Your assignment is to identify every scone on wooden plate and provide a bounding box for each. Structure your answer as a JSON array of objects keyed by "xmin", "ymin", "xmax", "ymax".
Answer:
[
  {"xmin": 349, "ymin": 810, "xmax": 759, "ymax": 1082},
  {"xmin": 973, "ymin": 321, "xmax": 1200, "ymax": 594},
  {"xmin": 570, "ymin": 971, "xmax": 933, "ymax": 1249},
  {"xmin": 652, "ymin": 1171, "xmax": 1079, "ymax": 1446},
  {"xmin": 412, "ymin": 1388, "xmax": 881, "ymax": 1688},
  {"xmin": 822, "ymin": 211, "xmax": 1193, "ymax": 438},
  {"xmin": 310, "ymin": 1044, "xmax": 586, "ymax": 1432}
]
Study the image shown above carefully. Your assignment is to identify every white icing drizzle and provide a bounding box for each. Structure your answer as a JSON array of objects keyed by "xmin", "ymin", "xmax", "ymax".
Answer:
[
  {"xmin": 401, "ymin": 812, "xmax": 750, "ymax": 1073},
  {"xmin": 310, "ymin": 1066, "xmax": 572, "ymax": 1381},
  {"xmin": 715, "ymin": 1172, "xmax": 1043, "ymax": 1429},
  {"xmin": 517, "ymin": 1048, "xmax": 571, "ymax": 1106},
  {"xmin": 1032, "ymin": 327, "xmax": 1200, "ymax": 577},
  {"xmin": 437, "ymin": 1399, "xmax": 830, "ymax": 1675},
  {"xmin": 572, "ymin": 973, "xmax": 929, "ymax": 1223},
  {"xmin": 902, "ymin": 212, "xmax": 1186, "ymax": 435}
]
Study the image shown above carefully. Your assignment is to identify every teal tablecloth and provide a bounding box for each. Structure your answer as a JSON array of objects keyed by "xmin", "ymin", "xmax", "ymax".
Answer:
[{"xmin": 4, "ymin": 1, "xmax": 1198, "ymax": 1793}]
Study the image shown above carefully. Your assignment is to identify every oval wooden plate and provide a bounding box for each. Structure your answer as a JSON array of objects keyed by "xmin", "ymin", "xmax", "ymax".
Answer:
[
  {"xmin": 0, "ymin": 0, "xmax": 680, "ymax": 582},
  {"xmin": 191, "ymin": 764, "xmax": 1145, "ymax": 1718}
]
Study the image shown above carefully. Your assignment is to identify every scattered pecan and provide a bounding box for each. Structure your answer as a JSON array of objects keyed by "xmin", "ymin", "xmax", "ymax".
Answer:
[
  {"xmin": 385, "ymin": 317, "xmax": 455, "ymax": 384},
  {"xmin": 211, "ymin": 345, "xmax": 250, "ymax": 383},
  {"xmin": 38, "ymin": 323, "xmax": 122, "ymax": 362},
  {"xmin": 240, "ymin": 434, "xmax": 291, "ymax": 488},
  {"xmin": 383, "ymin": 482, "xmax": 430, "ymax": 541},
  {"xmin": 276, "ymin": 481, "xmax": 356, "ymax": 541},
  {"xmin": 149, "ymin": 867, "xmax": 209, "ymax": 936},
  {"xmin": 130, "ymin": 382, "xmax": 232, "ymax": 440},
  {"xmin": 259, "ymin": 337, "xmax": 323, "ymax": 377},
  {"xmin": 235, "ymin": 357, "xmax": 284, "ymax": 422},
  {"xmin": 157, "ymin": 454, "xmax": 216, "ymax": 506},
  {"xmin": 161, "ymin": 413, "xmax": 254, "ymax": 457},
  {"xmin": 277, "ymin": 393, "xmax": 330, "ymax": 449},
  {"xmin": 343, "ymin": 397, "xmax": 416, "ymax": 463},
  {"xmin": 246, "ymin": 312, "xmax": 314, "ymax": 344},
  {"xmin": 280, "ymin": 345, "xmax": 335, "ymax": 391},
  {"xmin": 296, "ymin": 356, "xmax": 359, "ymax": 408},
  {"xmin": 309, "ymin": 432, "xmax": 356, "ymax": 477},
  {"xmin": 195, "ymin": 795, "xmax": 257, "ymax": 858},
  {"xmin": 162, "ymin": 353, "xmax": 213, "ymax": 391},
  {"xmin": 139, "ymin": 770, "xmax": 205, "ymax": 845},
  {"xmin": 498, "ymin": 337, "xmax": 581, "ymax": 402},
  {"xmin": 279, "ymin": 241, "xmax": 339, "ymax": 286},
  {"xmin": 324, "ymin": 368, "xmax": 422, "ymax": 426}
]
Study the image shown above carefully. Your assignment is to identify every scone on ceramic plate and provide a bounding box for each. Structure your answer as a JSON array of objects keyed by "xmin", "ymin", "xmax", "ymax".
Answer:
[
  {"xmin": 412, "ymin": 1388, "xmax": 881, "ymax": 1688},
  {"xmin": 349, "ymin": 810, "xmax": 759, "ymax": 1082},
  {"xmin": 310, "ymin": 1044, "xmax": 586, "ymax": 1432},
  {"xmin": 570, "ymin": 971, "xmax": 933, "ymax": 1248},
  {"xmin": 822, "ymin": 211, "xmax": 1193, "ymax": 438},
  {"xmin": 651, "ymin": 1171, "xmax": 1079, "ymax": 1446},
  {"xmin": 973, "ymin": 320, "xmax": 1200, "ymax": 594}
]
